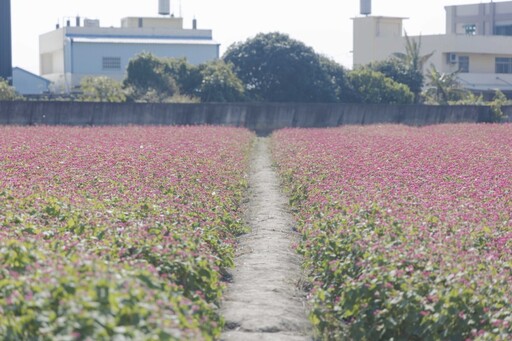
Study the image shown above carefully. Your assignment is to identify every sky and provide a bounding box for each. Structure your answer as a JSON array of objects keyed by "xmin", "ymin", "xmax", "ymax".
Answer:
[{"xmin": 10, "ymin": 0, "xmax": 497, "ymax": 75}]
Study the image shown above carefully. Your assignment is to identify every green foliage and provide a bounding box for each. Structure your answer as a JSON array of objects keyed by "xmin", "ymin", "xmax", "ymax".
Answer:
[
  {"xmin": 223, "ymin": 32, "xmax": 342, "ymax": 102},
  {"xmin": 277, "ymin": 167, "xmax": 512, "ymax": 340},
  {"xmin": 392, "ymin": 32, "xmax": 434, "ymax": 74},
  {"xmin": 123, "ymin": 54, "xmax": 246, "ymax": 103},
  {"xmin": 318, "ymin": 55, "xmax": 357, "ymax": 102},
  {"xmin": 0, "ymin": 126, "xmax": 255, "ymax": 339},
  {"xmin": 0, "ymin": 78, "xmax": 22, "ymax": 101},
  {"xmin": 0, "ymin": 240, "xmax": 214, "ymax": 340},
  {"xmin": 79, "ymin": 76, "xmax": 126, "ymax": 103},
  {"xmin": 163, "ymin": 58, "xmax": 203, "ymax": 96},
  {"xmin": 367, "ymin": 59, "xmax": 424, "ymax": 103},
  {"xmin": 388, "ymin": 32, "xmax": 434, "ymax": 103},
  {"xmin": 124, "ymin": 53, "xmax": 179, "ymax": 102},
  {"xmin": 424, "ymin": 65, "xmax": 469, "ymax": 105},
  {"xmin": 489, "ymin": 90, "xmax": 510, "ymax": 122},
  {"xmin": 296, "ymin": 214, "xmax": 512, "ymax": 340},
  {"xmin": 197, "ymin": 61, "xmax": 245, "ymax": 102},
  {"xmin": 348, "ymin": 69, "xmax": 415, "ymax": 104},
  {"xmin": 165, "ymin": 94, "xmax": 201, "ymax": 103}
]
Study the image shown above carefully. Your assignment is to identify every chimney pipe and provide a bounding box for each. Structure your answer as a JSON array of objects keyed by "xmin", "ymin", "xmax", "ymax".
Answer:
[
  {"xmin": 0, "ymin": 0, "xmax": 12, "ymax": 84},
  {"xmin": 76, "ymin": 16, "xmax": 80, "ymax": 27},
  {"xmin": 66, "ymin": 19, "xmax": 71, "ymax": 27},
  {"xmin": 193, "ymin": 18, "xmax": 197, "ymax": 29}
]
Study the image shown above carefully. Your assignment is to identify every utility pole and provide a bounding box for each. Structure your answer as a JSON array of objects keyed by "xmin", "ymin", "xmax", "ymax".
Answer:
[{"xmin": 0, "ymin": 0, "xmax": 13, "ymax": 84}]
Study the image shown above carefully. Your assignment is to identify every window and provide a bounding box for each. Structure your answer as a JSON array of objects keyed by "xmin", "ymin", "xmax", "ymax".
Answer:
[
  {"xmin": 495, "ymin": 25, "xmax": 512, "ymax": 36},
  {"xmin": 102, "ymin": 57, "xmax": 121, "ymax": 70},
  {"xmin": 458, "ymin": 56, "xmax": 469, "ymax": 73},
  {"xmin": 496, "ymin": 58, "xmax": 512, "ymax": 74},
  {"xmin": 464, "ymin": 24, "xmax": 477, "ymax": 35}
]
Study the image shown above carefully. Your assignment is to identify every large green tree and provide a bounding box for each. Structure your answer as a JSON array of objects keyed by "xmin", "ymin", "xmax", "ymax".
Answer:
[
  {"xmin": 223, "ymin": 32, "xmax": 341, "ymax": 102},
  {"xmin": 348, "ymin": 69, "xmax": 414, "ymax": 104},
  {"xmin": 123, "ymin": 53, "xmax": 179, "ymax": 102}
]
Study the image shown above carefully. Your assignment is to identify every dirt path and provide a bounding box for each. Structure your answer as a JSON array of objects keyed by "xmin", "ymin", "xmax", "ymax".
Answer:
[{"xmin": 220, "ymin": 137, "xmax": 313, "ymax": 341}]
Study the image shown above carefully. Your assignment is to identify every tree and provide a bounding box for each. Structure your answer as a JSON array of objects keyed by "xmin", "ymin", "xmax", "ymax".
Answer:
[
  {"xmin": 163, "ymin": 58, "xmax": 202, "ymax": 96},
  {"xmin": 318, "ymin": 55, "xmax": 357, "ymax": 102},
  {"xmin": 367, "ymin": 59, "xmax": 423, "ymax": 102},
  {"xmin": 79, "ymin": 76, "xmax": 126, "ymax": 102},
  {"xmin": 391, "ymin": 32, "xmax": 435, "ymax": 102},
  {"xmin": 0, "ymin": 78, "xmax": 21, "ymax": 101},
  {"xmin": 223, "ymin": 32, "xmax": 337, "ymax": 102},
  {"xmin": 348, "ymin": 69, "xmax": 414, "ymax": 104},
  {"xmin": 423, "ymin": 65, "xmax": 468, "ymax": 104},
  {"xmin": 392, "ymin": 32, "xmax": 434, "ymax": 74},
  {"xmin": 197, "ymin": 60, "xmax": 245, "ymax": 102},
  {"xmin": 124, "ymin": 53, "xmax": 179, "ymax": 102},
  {"xmin": 489, "ymin": 90, "xmax": 510, "ymax": 122}
]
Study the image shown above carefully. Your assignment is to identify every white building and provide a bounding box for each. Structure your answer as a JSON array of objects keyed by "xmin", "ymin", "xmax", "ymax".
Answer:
[
  {"xmin": 353, "ymin": 1, "xmax": 512, "ymax": 93},
  {"xmin": 39, "ymin": 15, "xmax": 219, "ymax": 93}
]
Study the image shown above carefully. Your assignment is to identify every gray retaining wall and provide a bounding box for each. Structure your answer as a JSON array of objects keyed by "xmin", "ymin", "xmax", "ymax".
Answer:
[{"xmin": 0, "ymin": 101, "xmax": 498, "ymax": 135}]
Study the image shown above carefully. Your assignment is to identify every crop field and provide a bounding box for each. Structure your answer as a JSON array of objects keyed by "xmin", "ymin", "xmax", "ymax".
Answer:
[
  {"xmin": 0, "ymin": 126, "xmax": 253, "ymax": 340},
  {"xmin": 272, "ymin": 124, "xmax": 512, "ymax": 340}
]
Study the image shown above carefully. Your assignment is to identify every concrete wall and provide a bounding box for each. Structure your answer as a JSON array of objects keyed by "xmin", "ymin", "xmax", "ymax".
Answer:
[{"xmin": 0, "ymin": 101, "xmax": 497, "ymax": 135}]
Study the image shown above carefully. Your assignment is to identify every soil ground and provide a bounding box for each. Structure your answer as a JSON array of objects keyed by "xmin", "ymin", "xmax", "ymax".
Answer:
[{"xmin": 220, "ymin": 137, "xmax": 313, "ymax": 341}]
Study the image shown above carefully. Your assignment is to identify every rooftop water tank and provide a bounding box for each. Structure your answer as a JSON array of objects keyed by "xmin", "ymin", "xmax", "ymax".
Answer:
[
  {"xmin": 159, "ymin": 0, "xmax": 170, "ymax": 15},
  {"xmin": 360, "ymin": 0, "xmax": 371, "ymax": 16}
]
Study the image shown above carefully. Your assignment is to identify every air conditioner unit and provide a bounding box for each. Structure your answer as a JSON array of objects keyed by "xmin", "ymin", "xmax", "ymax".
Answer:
[{"xmin": 447, "ymin": 53, "xmax": 458, "ymax": 64}]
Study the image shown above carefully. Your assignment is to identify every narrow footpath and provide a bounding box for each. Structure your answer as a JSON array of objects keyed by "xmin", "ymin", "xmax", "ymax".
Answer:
[{"xmin": 220, "ymin": 137, "xmax": 313, "ymax": 341}]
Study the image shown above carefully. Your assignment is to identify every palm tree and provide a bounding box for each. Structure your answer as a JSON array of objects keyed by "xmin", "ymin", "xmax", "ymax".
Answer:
[
  {"xmin": 392, "ymin": 32, "xmax": 435, "ymax": 102},
  {"xmin": 392, "ymin": 32, "xmax": 435, "ymax": 73},
  {"xmin": 424, "ymin": 65, "xmax": 467, "ymax": 104}
]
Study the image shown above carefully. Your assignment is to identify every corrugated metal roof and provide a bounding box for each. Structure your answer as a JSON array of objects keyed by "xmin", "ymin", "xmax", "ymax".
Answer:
[{"xmin": 71, "ymin": 37, "xmax": 219, "ymax": 45}]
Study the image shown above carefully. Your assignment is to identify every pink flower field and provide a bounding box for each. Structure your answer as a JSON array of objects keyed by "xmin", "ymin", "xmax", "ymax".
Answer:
[
  {"xmin": 0, "ymin": 126, "xmax": 253, "ymax": 340},
  {"xmin": 272, "ymin": 124, "xmax": 512, "ymax": 340}
]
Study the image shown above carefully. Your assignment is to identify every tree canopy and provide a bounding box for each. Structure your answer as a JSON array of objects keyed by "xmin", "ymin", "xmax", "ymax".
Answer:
[
  {"xmin": 223, "ymin": 32, "xmax": 347, "ymax": 102},
  {"xmin": 366, "ymin": 59, "xmax": 423, "ymax": 103},
  {"xmin": 123, "ymin": 53, "xmax": 179, "ymax": 102},
  {"xmin": 348, "ymin": 69, "xmax": 415, "ymax": 104},
  {"xmin": 197, "ymin": 61, "xmax": 245, "ymax": 102},
  {"xmin": 79, "ymin": 76, "xmax": 126, "ymax": 102},
  {"xmin": 123, "ymin": 54, "xmax": 245, "ymax": 103}
]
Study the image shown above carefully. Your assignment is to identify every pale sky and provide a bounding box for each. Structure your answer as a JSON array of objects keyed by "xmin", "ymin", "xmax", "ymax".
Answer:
[{"xmin": 10, "ymin": 0, "xmax": 495, "ymax": 75}]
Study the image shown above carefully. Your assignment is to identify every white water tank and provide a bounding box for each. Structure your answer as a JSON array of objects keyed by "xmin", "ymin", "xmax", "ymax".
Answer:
[
  {"xmin": 360, "ymin": 0, "xmax": 371, "ymax": 15},
  {"xmin": 159, "ymin": 0, "xmax": 170, "ymax": 15}
]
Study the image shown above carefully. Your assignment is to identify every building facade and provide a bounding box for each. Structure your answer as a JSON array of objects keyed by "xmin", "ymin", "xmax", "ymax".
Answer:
[
  {"xmin": 12, "ymin": 67, "xmax": 50, "ymax": 95},
  {"xmin": 353, "ymin": 1, "xmax": 512, "ymax": 93},
  {"xmin": 39, "ymin": 16, "xmax": 219, "ymax": 93}
]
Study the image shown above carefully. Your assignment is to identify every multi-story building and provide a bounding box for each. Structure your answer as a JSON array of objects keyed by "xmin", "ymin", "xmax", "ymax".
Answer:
[
  {"xmin": 353, "ymin": 0, "xmax": 512, "ymax": 94},
  {"xmin": 39, "ymin": 13, "xmax": 219, "ymax": 93}
]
